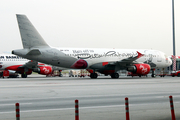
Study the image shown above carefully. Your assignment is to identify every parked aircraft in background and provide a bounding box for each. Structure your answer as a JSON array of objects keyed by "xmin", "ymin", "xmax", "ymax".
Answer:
[
  {"xmin": 12, "ymin": 14, "xmax": 172, "ymax": 79},
  {"xmin": 0, "ymin": 54, "xmax": 62, "ymax": 78}
]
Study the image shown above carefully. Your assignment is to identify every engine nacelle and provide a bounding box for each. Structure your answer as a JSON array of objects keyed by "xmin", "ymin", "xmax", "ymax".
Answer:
[
  {"xmin": 71, "ymin": 59, "xmax": 88, "ymax": 69},
  {"xmin": 127, "ymin": 64, "xmax": 151, "ymax": 75},
  {"xmin": 6, "ymin": 66, "xmax": 32, "ymax": 75},
  {"xmin": 34, "ymin": 66, "xmax": 52, "ymax": 75}
]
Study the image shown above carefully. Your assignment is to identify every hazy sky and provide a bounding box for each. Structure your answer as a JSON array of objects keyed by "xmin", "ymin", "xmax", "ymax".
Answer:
[{"xmin": 0, "ymin": 0, "xmax": 180, "ymax": 56}]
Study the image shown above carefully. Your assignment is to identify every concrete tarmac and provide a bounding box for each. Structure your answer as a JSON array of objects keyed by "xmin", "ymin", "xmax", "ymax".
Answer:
[{"xmin": 0, "ymin": 75, "xmax": 180, "ymax": 120}]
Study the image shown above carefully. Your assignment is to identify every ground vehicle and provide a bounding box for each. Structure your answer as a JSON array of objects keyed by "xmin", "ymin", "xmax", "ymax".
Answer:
[
  {"xmin": 46, "ymin": 70, "xmax": 63, "ymax": 77},
  {"xmin": 0, "ymin": 70, "xmax": 19, "ymax": 78},
  {"xmin": 127, "ymin": 72, "xmax": 147, "ymax": 77},
  {"xmin": 171, "ymin": 71, "xmax": 180, "ymax": 77},
  {"xmin": 69, "ymin": 70, "xmax": 80, "ymax": 77}
]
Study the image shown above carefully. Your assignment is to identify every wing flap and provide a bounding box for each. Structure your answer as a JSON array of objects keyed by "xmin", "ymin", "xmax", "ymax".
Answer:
[{"xmin": 20, "ymin": 60, "xmax": 38, "ymax": 69}]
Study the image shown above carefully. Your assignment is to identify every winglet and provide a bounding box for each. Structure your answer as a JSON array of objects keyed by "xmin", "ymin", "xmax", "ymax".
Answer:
[{"xmin": 137, "ymin": 51, "xmax": 144, "ymax": 58}]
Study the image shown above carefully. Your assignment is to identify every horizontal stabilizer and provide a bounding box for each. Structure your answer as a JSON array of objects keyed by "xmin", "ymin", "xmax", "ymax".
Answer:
[{"xmin": 26, "ymin": 49, "xmax": 41, "ymax": 55}]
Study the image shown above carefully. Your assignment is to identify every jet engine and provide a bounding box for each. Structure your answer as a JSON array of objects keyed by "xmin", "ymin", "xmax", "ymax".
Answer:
[
  {"xmin": 127, "ymin": 64, "xmax": 151, "ymax": 75},
  {"xmin": 71, "ymin": 59, "xmax": 88, "ymax": 69},
  {"xmin": 33, "ymin": 66, "xmax": 52, "ymax": 75}
]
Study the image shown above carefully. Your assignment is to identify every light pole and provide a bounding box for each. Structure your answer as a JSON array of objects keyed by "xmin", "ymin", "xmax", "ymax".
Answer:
[{"xmin": 172, "ymin": 0, "xmax": 176, "ymax": 71}]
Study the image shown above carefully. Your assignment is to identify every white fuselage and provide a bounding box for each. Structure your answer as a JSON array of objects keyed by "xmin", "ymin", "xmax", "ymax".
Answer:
[
  {"xmin": 13, "ymin": 47, "xmax": 172, "ymax": 70},
  {"xmin": 0, "ymin": 54, "xmax": 28, "ymax": 70},
  {"xmin": 55, "ymin": 48, "xmax": 172, "ymax": 69},
  {"xmin": 0, "ymin": 54, "xmax": 66, "ymax": 71}
]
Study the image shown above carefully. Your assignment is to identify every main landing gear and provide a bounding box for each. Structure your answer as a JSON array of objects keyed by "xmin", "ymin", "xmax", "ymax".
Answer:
[
  {"xmin": 90, "ymin": 72, "xmax": 119, "ymax": 79},
  {"xmin": 21, "ymin": 73, "xmax": 27, "ymax": 78},
  {"xmin": 90, "ymin": 73, "xmax": 98, "ymax": 79},
  {"xmin": 111, "ymin": 73, "xmax": 119, "ymax": 79}
]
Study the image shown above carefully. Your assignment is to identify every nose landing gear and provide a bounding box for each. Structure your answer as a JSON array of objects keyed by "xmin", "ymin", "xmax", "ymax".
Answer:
[{"xmin": 151, "ymin": 69, "xmax": 156, "ymax": 78}]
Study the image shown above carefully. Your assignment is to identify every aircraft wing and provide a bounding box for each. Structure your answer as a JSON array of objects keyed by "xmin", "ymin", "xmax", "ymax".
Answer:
[
  {"xmin": 105, "ymin": 51, "xmax": 144, "ymax": 67},
  {"xmin": 19, "ymin": 60, "xmax": 66, "ymax": 70},
  {"xmin": 118, "ymin": 51, "xmax": 144, "ymax": 64},
  {"xmin": 19, "ymin": 60, "xmax": 40, "ymax": 69}
]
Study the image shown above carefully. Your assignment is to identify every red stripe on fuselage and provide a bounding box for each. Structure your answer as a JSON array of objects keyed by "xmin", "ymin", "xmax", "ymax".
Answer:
[
  {"xmin": 102, "ymin": 62, "xmax": 108, "ymax": 66},
  {"xmin": 5, "ymin": 65, "xmax": 23, "ymax": 71}
]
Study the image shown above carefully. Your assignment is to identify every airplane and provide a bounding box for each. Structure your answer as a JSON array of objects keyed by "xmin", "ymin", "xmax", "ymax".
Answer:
[
  {"xmin": 0, "ymin": 54, "xmax": 63, "ymax": 78},
  {"xmin": 12, "ymin": 14, "xmax": 172, "ymax": 79}
]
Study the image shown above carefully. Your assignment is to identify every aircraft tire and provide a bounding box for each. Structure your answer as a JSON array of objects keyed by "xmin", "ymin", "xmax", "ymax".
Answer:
[
  {"xmin": 90, "ymin": 73, "xmax": 98, "ymax": 79},
  {"xmin": 111, "ymin": 73, "xmax": 119, "ymax": 79},
  {"xmin": 21, "ymin": 73, "xmax": 27, "ymax": 78},
  {"xmin": 59, "ymin": 74, "xmax": 63, "ymax": 77},
  {"xmin": 151, "ymin": 74, "xmax": 156, "ymax": 78}
]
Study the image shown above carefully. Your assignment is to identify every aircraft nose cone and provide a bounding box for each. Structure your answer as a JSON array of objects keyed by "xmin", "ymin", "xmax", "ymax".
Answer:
[{"xmin": 169, "ymin": 58, "xmax": 172, "ymax": 66}]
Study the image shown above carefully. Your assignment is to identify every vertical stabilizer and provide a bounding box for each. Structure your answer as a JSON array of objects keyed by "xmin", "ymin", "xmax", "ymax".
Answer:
[{"xmin": 16, "ymin": 14, "xmax": 49, "ymax": 49}]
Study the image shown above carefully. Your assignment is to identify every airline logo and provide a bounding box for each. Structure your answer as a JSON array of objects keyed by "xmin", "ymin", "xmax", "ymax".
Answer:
[
  {"xmin": 134, "ymin": 64, "xmax": 151, "ymax": 75},
  {"xmin": 139, "ymin": 64, "xmax": 148, "ymax": 74},
  {"xmin": 42, "ymin": 67, "xmax": 50, "ymax": 74},
  {"xmin": 0, "ymin": 56, "xmax": 25, "ymax": 59}
]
